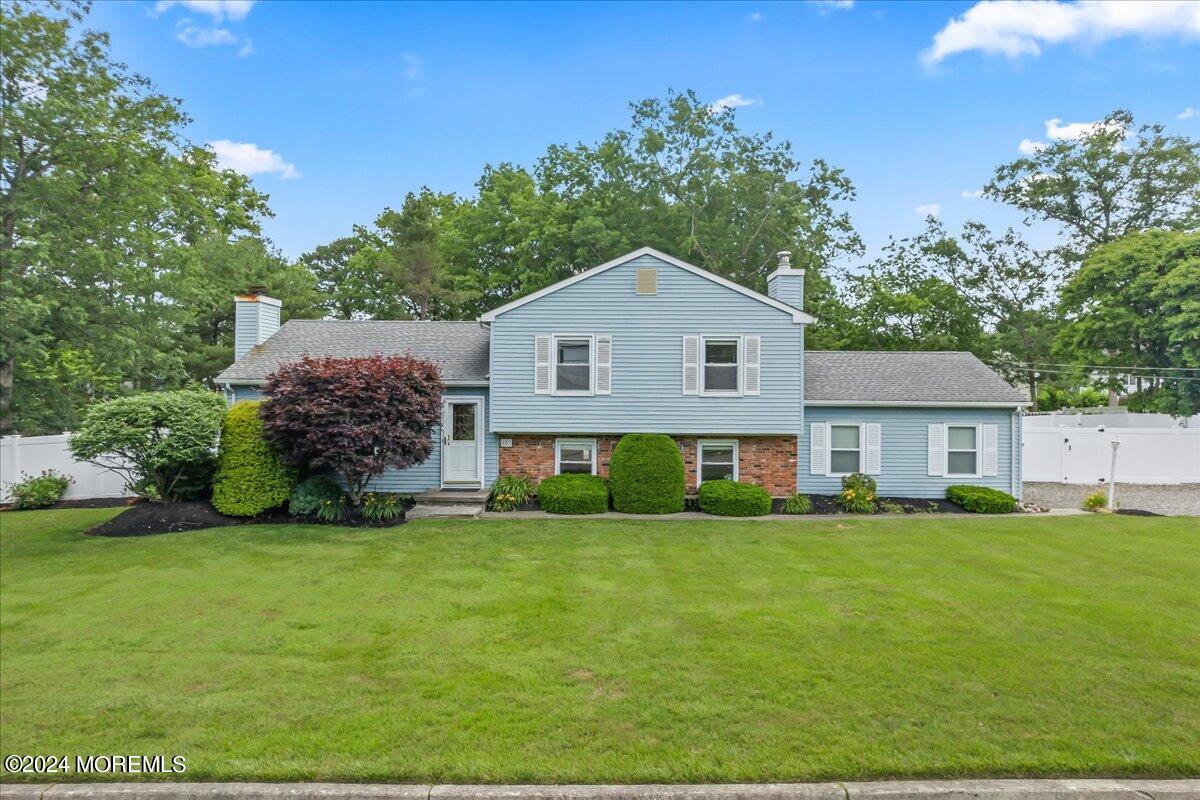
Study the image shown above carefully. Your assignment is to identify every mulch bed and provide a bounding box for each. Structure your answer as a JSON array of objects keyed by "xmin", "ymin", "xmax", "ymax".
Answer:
[
  {"xmin": 794, "ymin": 494, "xmax": 964, "ymax": 515},
  {"xmin": 1115, "ymin": 508, "xmax": 1162, "ymax": 517},
  {"xmin": 85, "ymin": 500, "xmax": 406, "ymax": 537},
  {"xmin": 0, "ymin": 496, "xmax": 142, "ymax": 513}
]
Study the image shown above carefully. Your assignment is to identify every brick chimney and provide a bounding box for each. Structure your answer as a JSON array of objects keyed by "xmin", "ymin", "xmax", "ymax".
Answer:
[
  {"xmin": 233, "ymin": 287, "xmax": 281, "ymax": 360},
  {"xmin": 767, "ymin": 251, "xmax": 804, "ymax": 310}
]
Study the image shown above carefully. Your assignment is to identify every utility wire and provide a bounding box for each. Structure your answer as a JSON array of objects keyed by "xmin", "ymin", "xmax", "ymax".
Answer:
[
  {"xmin": 991, "ymin": 359, "xmax": 1200, "ymax": 373},
  {"xmin": 988, "ymin": 362, "xmax": 1200, "ymax": 383}
]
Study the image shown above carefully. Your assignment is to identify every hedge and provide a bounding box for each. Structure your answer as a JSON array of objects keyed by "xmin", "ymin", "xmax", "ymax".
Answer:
[
  {"xmin": 212, "ymin": 401, "xmax": 297, "ymax": 517},
  {"xmin": 698, "ymin": 480, "xmax": 772, "ymax": 516},
  {"xmin": 946, "ymin": 484, "xmax": 1017, "ymax": 514},
  {"xmin": 608, "ymin": 434, "xmax": 685, "ymax": 514},
  {"xmin": 538, "ymin": 474, "xmax": 609, "ymax": 515}
]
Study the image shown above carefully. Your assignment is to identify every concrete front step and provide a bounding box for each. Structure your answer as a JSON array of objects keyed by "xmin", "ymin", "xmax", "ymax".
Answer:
[
  {"xmin": 407, "ymin": 503, "xmax": 485, "ymax": 519},
  {"xmin": 414, "ymin": 488, "xmax": 491, "ymax": 505}
]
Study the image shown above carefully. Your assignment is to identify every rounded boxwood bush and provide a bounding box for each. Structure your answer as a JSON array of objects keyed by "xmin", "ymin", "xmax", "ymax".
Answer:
[
  {"xmin": 212, "ymin": 401, "xmax": 297, "ymax": 517},
  {"xmin": 946, "ymin": 484, "xmax": 1017, "ymax": 514},
  {"xmin": 698, "ymin": 480, "xmax": 772, "ymax": 516},
  {"xmin": 538, "ymin": 474, "xmax": 608, "ymax": 515},
  {"xmin": 608, "ymin": 433, "xmax": 685, "ymax": 514}
]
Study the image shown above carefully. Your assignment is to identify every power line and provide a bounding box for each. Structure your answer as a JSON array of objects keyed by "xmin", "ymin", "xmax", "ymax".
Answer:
[
  {"xmin": 992, "ymin": 359, "xmax": 1200, "ymax": 373},
  {"xmin": 988, "ymin": 362, "xmax": 1200, "ymax": 383}
]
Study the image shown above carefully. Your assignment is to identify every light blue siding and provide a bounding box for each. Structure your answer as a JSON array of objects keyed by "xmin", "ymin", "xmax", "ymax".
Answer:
[
  {"xmin": 489, "ymin": 254, "xmax": 804, "ymax": 434},
  {"xmin": 227, "ymin": 384, "xmax": 496, "ymax": 492},
  {"xmin": 798, "ymin": 406, "xmax": 1021, "ymax": 499},
  {"xmin": 234, "ymin": 299, "xmax": 280, "ymax": 359},
  {"xmin": 767, "ymin": 272, "xmax": 804, "ymax": 309}
]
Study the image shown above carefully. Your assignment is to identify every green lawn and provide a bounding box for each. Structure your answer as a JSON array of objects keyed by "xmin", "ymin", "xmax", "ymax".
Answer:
[{"xmin": 1, "ymin": 508, "xmax": 1197, "ymax": 783}]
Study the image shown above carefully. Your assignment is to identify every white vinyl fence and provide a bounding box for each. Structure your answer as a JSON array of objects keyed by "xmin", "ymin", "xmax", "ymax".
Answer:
[
  {"xmin": 0, "ymin": 434, "xmax": 131, "ymax": 502},
  {"xmin": 1023, "ymin": 425, "xmax": 1200, "ymax": 484}
]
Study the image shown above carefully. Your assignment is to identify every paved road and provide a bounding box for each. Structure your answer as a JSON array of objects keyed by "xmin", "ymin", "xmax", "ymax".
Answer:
[{"xmin": 1024, "ymin": 482, "xmax": 1200, "ymax": 516}]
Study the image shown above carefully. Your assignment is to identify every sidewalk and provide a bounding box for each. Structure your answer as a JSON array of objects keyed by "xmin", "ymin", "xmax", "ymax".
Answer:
[{"xmin": 3, "ymin": 780, "xmax": 1198, "ymax": 800}]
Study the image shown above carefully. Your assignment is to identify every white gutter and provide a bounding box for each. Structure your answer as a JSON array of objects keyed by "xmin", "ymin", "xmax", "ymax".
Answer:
[{"xmin": 805, "ymin": 400, "xmax": 1032, "ymax": 408}]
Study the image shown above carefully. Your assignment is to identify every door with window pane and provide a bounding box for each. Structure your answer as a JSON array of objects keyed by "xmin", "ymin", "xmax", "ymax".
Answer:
[{"xmin": 442, "ymin": 400, "xmax": 480, "ymax": 484}]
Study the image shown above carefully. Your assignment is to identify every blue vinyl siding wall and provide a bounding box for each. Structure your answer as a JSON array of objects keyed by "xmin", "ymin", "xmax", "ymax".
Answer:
[
  {"xmin": 228, "ymin": 384, "xmax": 497, "ymax": 492},
  {"xmin": 798, "ymin": 406, "xmax": 1022, "ymax": 499},
  {"xmin": 489, "ymin": 254, "xmax": 804, "ymax": 434}
]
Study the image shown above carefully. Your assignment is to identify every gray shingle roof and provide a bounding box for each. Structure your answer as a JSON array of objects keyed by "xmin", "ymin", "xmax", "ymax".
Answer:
[
  {"xmin": 214, "ymin": 320, "xmax": 490, "ymax": 384},
  {"xmin": 804, "ymin": 351, "xmax": 1027, "ymax": 404}
]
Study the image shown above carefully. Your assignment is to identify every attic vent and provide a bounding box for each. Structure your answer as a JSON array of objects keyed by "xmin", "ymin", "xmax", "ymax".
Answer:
[{"xmin": 635, "ymin": 268, "xmax": 657, "ymax": 295}]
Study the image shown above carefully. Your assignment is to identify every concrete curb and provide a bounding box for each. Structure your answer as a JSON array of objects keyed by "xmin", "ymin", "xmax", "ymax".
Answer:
[{"xmin": 2, "ymin": 781, "xmax": 1197, "ymax": 800}]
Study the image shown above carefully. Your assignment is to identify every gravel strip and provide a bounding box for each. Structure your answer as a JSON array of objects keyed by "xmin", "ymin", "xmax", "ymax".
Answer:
[{"xmin": 1023, "ymin": 482, "xmax": 1200, "ymax": 516}]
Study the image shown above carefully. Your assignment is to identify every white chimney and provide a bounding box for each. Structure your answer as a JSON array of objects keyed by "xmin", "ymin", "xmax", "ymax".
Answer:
[
  {"xmin": 233, "ymin": 287, "xmax": 281, "ymax": 360},
  {"xmin": 767, "ymin": 251, "xmax": 805, "ymax": 310}
]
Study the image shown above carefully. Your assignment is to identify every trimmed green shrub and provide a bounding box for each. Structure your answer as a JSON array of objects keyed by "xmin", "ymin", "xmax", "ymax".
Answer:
[
  {"xmin": 6, "ymin": 470, "xmax": 72, "ymax": 510},
  {"xmin": 698, "ymin": 480, "xmax": 772, "ymax": 516},
  {"xmin": 288, "ymin": 475, "xmax": 344, "ymax": 516},
  {"xmin": 490, "ymin": 475, "xmax": 533, "ymax": 512},
  {"xmin": 782, "ymin": 493, "xmax": 813, "ymax": 515},
  {"xmin": 1083, "ymin": 488, "xmax": 1110, "ymax": 512},
  {"xmin": 946, "ymin": 484, "xmax": 1017, "ymax": 514},
  {"xmin": 212, "ymin": 401, "xmax": 297, "ymax": 517},
  {"xmin": 538, "ymin": 474, "xmax": 608, "ymax": 515},
  {"xmin": 69, "ymin": 389, "xmax": 225, "ymax": 501},
  {"xmin": 838, "ymin": 472, "xmax": 877, "ymax": 513},
  {"xmin": 360, "ymin": 492, "xmax": 405, "ymax": 521},
  {"xmin": 608, "ymin": 434, "xmax": 685, "ymax": 514}
]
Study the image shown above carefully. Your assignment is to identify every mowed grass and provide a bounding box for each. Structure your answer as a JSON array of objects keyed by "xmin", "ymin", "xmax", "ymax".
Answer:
[{"xmin": 1, "ymin": 509, "xmax": 1197, "ymax": 783}]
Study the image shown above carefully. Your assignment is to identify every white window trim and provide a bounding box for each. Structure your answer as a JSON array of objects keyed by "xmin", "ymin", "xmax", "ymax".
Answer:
[
  {"xmin": 699, "ymin": 335, "xmax": 743, "ymax": 397},
  {"xmin": 697, "ymin": 439, "xmax": 739, "ymax": 487},
  {"xmin": 550, "ymin": 334, "xmax": 595, "ymax": 397},
  {"xmin": 555, "ymin": 438, "xmax": 597, "ymax": 475},
  {"xmin": 827, "ymin": 422, "xmax": 864, "ymax": 478},
  {"xmin": 943, "ymin": 423, "xmax": 982, "ymax": 479}
]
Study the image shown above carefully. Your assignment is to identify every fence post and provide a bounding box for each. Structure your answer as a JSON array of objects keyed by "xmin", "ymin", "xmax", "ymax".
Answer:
[{"xmin": 1107, "ymin": 437, "xmax": 1120, "ymax": 510}]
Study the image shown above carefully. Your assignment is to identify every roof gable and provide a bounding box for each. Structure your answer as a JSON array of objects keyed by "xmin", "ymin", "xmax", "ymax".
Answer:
[{"xmin": 478, "ymin": 246, "xmax": 814, "ymax": 324}]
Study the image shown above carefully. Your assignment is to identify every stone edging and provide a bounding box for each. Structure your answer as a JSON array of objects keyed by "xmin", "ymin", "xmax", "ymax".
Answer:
[{"xmin": 2, "ymin": 780, "xmax": 1198, "ymax": 800}]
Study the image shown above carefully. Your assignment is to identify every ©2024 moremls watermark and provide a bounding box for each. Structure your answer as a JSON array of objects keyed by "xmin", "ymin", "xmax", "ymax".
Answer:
[{"xmin": 4, "ymin": 754, "xmax": 187, "ymax": 775}]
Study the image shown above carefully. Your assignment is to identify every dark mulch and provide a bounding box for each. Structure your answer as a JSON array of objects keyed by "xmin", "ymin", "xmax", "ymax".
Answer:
[
  {"xmin": 1115, "ymin": 508, "xmax": 1162, "ymax": 517},
  {"xmin": 800, "ymin": 494, "xmax": 964, "ymax": 515},
  {"xmin": 0, "ymin": 496, "xmax": 142, "ymax": 513},
  {"xmin": 86, "ymin": 500, "xmax": 406, "ymax": 537}
]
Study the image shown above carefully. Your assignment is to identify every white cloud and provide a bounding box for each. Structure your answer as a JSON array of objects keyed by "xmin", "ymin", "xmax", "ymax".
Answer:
[
  {"xmin": 1018, "ymin": 138, "xmax": 1046, "ymax": 155},
  {"xmin": 708, "ymin": 94, "xmax": 760, "ymax": 113},
  {"xmin": 922, "ymin": 0, "xmax": 1200, "ymax": 66},
  {"xmin": 176, "ymin": 22, "xmax": 237, "ymax": 48},
  {"xmin": 812, "ymin": 0, "xmax": 855, "ymax": 10},
  {"xmin": 401, "ymin": 52, "xmax": 424, "ymax": 82},
  {"xmin": 961, "ymin": 189, "xmax": 983, "ymax": 199},
  {"xmin": 237, "ymin": 38, "xmax": 255, "ymax": 57},
  {"xmin": 915, "ymin": 203, "xmax": 942, "ymax": 217},
  {"xmin": 154, "ymin": 0, "xmax": 255, "ymax": 22},
  {"xmin": 1180, "ymin": 107, "xmax": 1198, "ymax": 120},
  {"xmin": 208, "ymin": 140, "xmax": 299, "ymax": 180},
  {"xmin": 749, "ymin": 11, "xmax": 763, "ymax": 22}
]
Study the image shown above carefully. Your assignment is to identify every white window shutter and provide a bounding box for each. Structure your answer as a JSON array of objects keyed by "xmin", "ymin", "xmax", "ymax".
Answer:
[
  {"xmin": 682, "ymin": 335, "xmax": 699, "ymax": 395},
  {"xmin": 864, "ymin": 423, "xmax": 882, "ymax": 474},
  {"xmin": 595, "ymin": 335, "xmax": 612, "ymax": 395},
  {"xmin": 534, "ymin": 335, "xmax": 551, "ymax": 395},
  {"xmin": 810, "ymin": 422, "xmax": 828, "ymax": 475},
  {"xmin": 743, "ymin": 335, "xmax": 761, "ymax": 396},
  {"xmin": 982, "ymin": 424, "xmax": 998, "ymax": 476},
  {"xmin": 928, "ymin": 424, "xmax": 944, "ymax": 476}
]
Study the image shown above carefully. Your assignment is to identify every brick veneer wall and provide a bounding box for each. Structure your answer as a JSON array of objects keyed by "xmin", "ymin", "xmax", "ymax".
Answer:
[{"xmin": 497, "ymin": 434, "xmax": 797, "ymax": 496}]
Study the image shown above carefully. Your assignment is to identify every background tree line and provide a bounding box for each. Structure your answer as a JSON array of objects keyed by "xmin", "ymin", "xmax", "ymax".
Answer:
[{"xmin": 3, "ymin": 1, "xmax": 1198, "ymax": 434}]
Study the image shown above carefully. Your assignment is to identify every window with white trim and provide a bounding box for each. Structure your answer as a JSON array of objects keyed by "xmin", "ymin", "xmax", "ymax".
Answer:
[
  {"xmin": 554, "ymin": 336, "xmax": 592, "ymax": 395},
  {"xmin": 701, "ymin": 337, "xmax": 740, "ymax": 395},
  {"xmin": 555, "ymin": 439, "xmax": 596, "ymax": 475},
  {"xmin": 697, "ymin": 440, "xmax": 738, "ymax": 485},
  {"xmin": 829, "ymin": 424, "xmax": 862, "ymax": 475},
  {"xmin": 945, "ymin": 425, "xmax": 979, "ymax": 476}
]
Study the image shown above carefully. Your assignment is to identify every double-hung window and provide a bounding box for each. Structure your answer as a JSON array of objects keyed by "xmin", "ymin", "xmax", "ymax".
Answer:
[
  {"xmin": 554, "ymin": 336, "xmax": 592, "ymax": 395},
  {"xmin": 702, "ymin": 337, "xmax": 740, "ymax": 395},
  {"xmin": 697, "ymin": 440, "xmax": 738, "ymax": 485},
  {"xmin": 945, "ymin": 425, "xmax": 979, "ymax": 476},
  {"xmin": 556, "ymin": 439, "xmax": 597, "ymax": 475},
  {"xmin": 829, "ymin": 424, "xmax": 862, "ymax": 475}
]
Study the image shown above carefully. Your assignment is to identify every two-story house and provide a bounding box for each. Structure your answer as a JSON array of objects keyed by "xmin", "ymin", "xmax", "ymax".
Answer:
[{"xmin": 216, "ymin": 247, "xmax": 1028, "ymax": 499}]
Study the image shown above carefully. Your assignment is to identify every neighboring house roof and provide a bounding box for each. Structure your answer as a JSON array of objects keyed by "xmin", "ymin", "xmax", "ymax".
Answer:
[
  {"xmin": 478, "ymin": 246, "xmax": 816, "ymax": 325},
  {"xmin": 804, "ymin": 351, "xmax": 1029, "ymax": 406},
  {"xmin": 214, "ymin": 320, "xmax": 490, "ymax": 385}
]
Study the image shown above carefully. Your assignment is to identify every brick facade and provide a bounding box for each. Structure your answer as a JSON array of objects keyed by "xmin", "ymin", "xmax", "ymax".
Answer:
[{"xmin": 497, "ymin": 434, "xmax": 797, "ymax": 496}]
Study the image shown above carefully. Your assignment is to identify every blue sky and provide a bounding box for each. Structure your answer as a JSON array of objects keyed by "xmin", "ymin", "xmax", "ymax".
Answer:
[{"xmin": 91, "ymin": 0, "xmax": 1199, "ymax": 267}]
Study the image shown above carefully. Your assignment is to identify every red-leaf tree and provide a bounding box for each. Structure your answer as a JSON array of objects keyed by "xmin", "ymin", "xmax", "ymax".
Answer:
[{"xmin": 259, "ymin": 355, "xmax": 443, "ymax": 506}]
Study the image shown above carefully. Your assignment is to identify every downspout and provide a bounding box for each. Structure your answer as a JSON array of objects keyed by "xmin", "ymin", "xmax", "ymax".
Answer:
[{"xmin": 221, "ymin": 383, "xmax": 235, "ymax": 406}]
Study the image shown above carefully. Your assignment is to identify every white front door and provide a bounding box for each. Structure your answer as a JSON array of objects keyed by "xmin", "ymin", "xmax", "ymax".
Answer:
[{"xmin": 442, "ymin": 400, "xmax": 481, "ymax": 485}]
